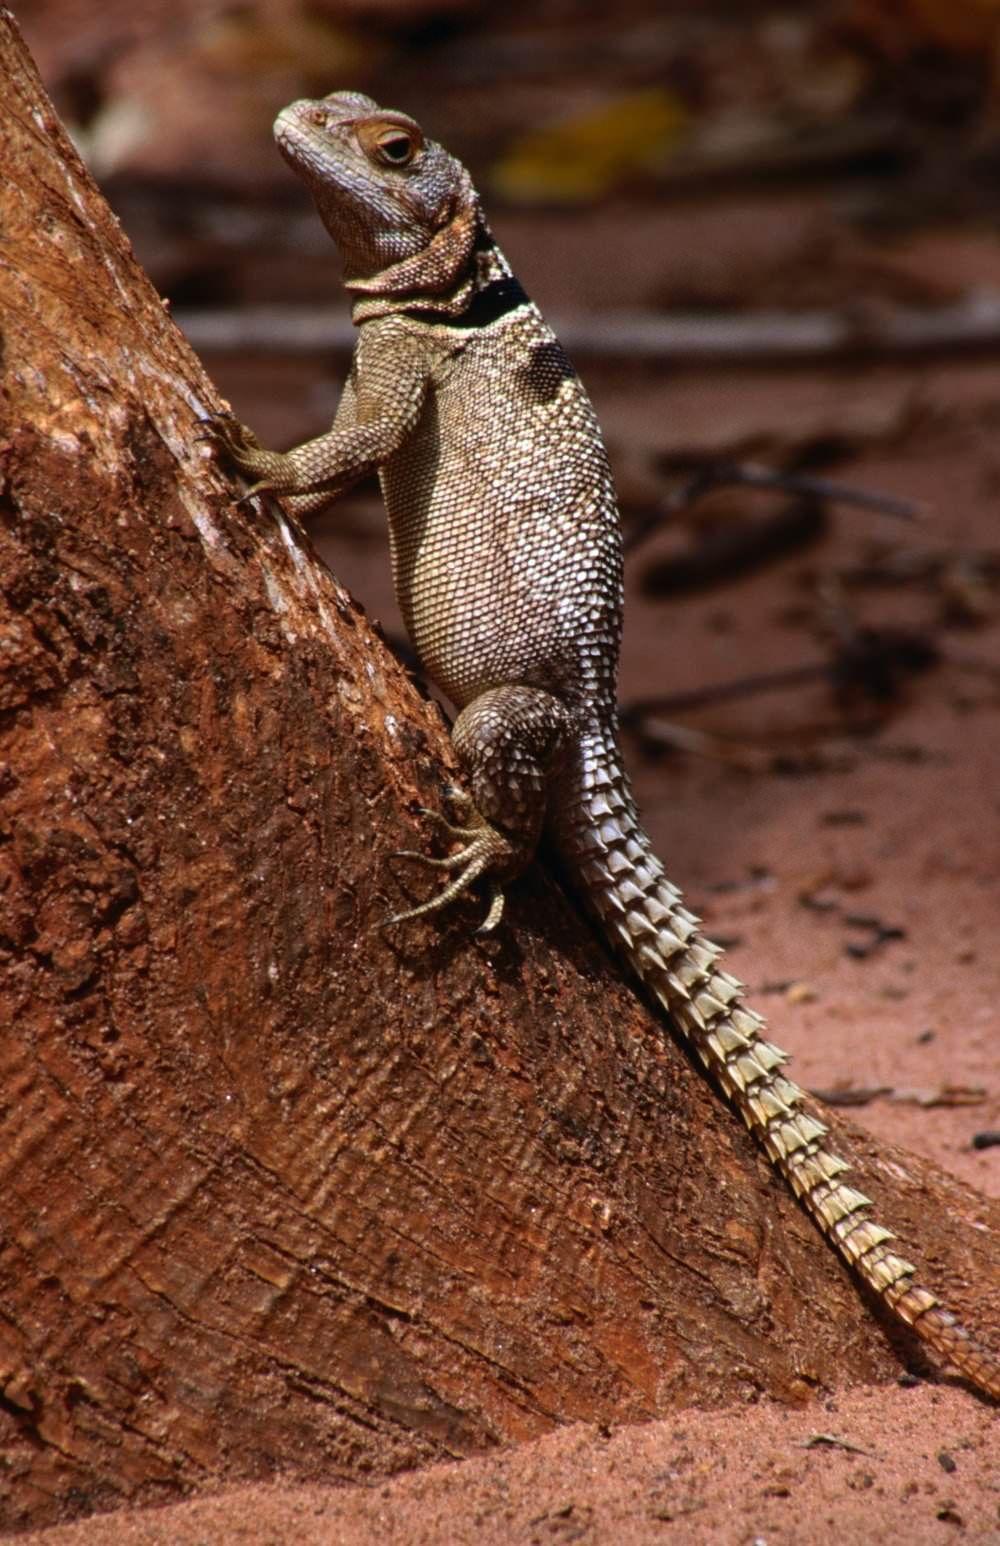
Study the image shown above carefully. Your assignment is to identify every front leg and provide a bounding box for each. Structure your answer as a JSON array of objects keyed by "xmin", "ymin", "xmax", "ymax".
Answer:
[
  {"xmin": 206, "ymin": 414, "xmax": 403, "ymax": 504},
  {"xmin": 390, "ymin": 685, "xmax": 572, "ymax": 932},
  {"xmin": 204, "ymin": 342, "xmax": 430, "ymax": 507}
]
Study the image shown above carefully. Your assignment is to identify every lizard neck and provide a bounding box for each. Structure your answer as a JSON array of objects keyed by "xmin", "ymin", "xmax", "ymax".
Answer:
[{"xmin": 349, "ymin": 216, "xmax": 527, "ymax": 325}]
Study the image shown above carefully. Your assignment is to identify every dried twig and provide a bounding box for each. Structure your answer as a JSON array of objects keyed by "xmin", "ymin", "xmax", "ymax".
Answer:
[
  {"xmin": 634, "ymin": 500, "xmax": 827, "ymax": 588},
  {"xmin": 620, "ymin": 664, "xmax": 827, "ymax": 725},
  {"xmin": 811, "ymin": 1085, "xmax": 987, "ymax": 1109},
  {"xmin": 625, "ymin": 463, "xmax": 919, "ymax": 557},
  {"xmin": 810, "ymin": 1086, "xmax": 893, "ymax": 1108},
  {"xmin": 619, "ymin": 624, "xmax": 940, "ymax": 732},
  {"xmin": 176, "ymin": 289, "xmax": 1000, "ymax": 365},
  {"xmin": 893, "ymin": 1087, "xmax": 988, "ymax": 1108},
  {"xmin": 797, "ymin": 1433, "xmax": 877, "ymax": 1456}
]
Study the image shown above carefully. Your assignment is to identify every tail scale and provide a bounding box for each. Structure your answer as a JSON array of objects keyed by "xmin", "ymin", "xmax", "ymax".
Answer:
[{"xmin": 554, "ymin": 738, "xmax": 999, "ymax": 1399}]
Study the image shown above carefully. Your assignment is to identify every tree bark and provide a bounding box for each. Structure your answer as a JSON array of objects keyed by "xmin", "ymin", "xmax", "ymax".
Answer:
[{"xmin": 0, "ymin": 15, "xmax": 996, "ymax": 1534}]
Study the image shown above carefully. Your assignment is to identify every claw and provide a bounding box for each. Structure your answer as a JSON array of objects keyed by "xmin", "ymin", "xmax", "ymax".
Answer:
[
  {"xmin": 198, "ymin": 412, "xmax": 264, "ymax": 461},
  {"xmin": 391, "ymin": 847, "xmax": 469, "ymax": 871},
  {"xmin": 197, "ymin": 413, "xmax": 240, "ymax": 437},
  {"xmin": 414, "ymin": 806, "xmax": 480, "ymax": 841},
  {"xmin": 385, "ymin": 802, "xmax": 514, "ymax": 930},
  {"xmin": 235, "ymin": 482, "xmax": 273, "ymax": 506},
  {"xmin": 475, "ymin": 883, "xmax": 505, "ymax": 935},
  {"xmin": 384, "ymin": 848, "xmax": 495, "ymax": 928},
  {"xmin": 195, "ymin": 414, "xmax": 232, "ymax": 445}
]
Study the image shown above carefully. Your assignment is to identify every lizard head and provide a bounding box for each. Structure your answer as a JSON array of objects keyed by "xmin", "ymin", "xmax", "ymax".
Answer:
[{"xmin": 274, "ymin": 92, "xmax": 479, "ymax": 300}]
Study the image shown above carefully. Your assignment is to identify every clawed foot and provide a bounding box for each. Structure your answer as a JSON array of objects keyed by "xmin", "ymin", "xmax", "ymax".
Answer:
[
  {"xmin": 412, "ymin": 786, "xmax": 481, "ymax": 842},
  {"xmin": 198, "ymin": 411, "xmax": 282, "ymax": 501},
  {"xmin": 386, "ymin": 788, "xmax": 513, "ymax": 934}
]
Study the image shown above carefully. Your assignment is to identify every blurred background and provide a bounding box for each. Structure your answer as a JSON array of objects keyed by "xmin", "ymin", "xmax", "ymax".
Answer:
[
  {"xmin": 16, "ymin": 0, "xmax": 1000, "ymax": 646},
  {"xmin": 14, "ymin": 0, "xmax": 1000, "ymax": 1167},
  {"xmin": 16, "ymin": 0, "xmax": 1000, "ymax": 784},
  {"xmin": 18, "ymin": 0, "xmax": 1000, "ymax": 816}
]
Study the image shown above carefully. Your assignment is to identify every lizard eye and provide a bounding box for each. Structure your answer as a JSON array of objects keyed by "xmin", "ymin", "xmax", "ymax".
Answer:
[{"xmin": 374, "ymin": 129, "xmax": 417, "ymax": 167}]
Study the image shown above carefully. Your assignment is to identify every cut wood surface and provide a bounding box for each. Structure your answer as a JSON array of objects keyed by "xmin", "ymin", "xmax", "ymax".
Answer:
[{"xmin": 0, "ymin": 13, "xmax": 997, "ymax": 1536}]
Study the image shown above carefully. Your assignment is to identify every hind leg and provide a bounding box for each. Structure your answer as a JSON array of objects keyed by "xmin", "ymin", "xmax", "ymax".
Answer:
[{"xmin": 388, "ymin": 685, "xmax": 572, "ymax": 932}]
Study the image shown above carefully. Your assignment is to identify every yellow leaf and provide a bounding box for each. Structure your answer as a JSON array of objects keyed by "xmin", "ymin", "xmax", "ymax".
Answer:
[{"xmin": 492, "ymin": 90, "xmax": 688, "ymax": 205}]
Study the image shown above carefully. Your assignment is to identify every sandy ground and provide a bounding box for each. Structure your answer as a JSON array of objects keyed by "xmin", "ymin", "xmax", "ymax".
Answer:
[{"xmin": 21, "ymin": 1386, "xmax": 999, "ymax": 1545}]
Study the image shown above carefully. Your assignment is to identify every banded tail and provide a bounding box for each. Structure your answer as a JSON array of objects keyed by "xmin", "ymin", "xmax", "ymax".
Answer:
[{"xmin": 553, "ymin": 731, "xmax": 1000, "ymax": 1400}]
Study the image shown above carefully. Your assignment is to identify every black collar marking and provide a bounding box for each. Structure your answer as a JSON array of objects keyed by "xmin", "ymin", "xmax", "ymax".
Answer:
[{"xmin": 411, "ymin": 275, "xmax": 530, "ymax": 329}]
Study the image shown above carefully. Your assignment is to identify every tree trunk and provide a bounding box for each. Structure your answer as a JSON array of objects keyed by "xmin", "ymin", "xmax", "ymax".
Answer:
[{"xmin": 0, "ymin": 15, "xmax": 996, "ymax": 1534}]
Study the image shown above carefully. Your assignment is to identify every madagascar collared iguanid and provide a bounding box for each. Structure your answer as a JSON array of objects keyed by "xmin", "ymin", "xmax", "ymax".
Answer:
[{"xmin": 207, "ymin": 91, "xmax": 1000, "ymax": 1400}]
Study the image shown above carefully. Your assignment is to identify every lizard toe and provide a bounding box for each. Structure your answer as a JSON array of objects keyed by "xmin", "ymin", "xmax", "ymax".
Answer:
[
  {"xmin": 386, "ymin": 818, "xmax": 515, "ymax": 929},
  {"xmin": 413, "ymin": 806, "xmax": 480, "ymax": 840},
  {"xmin": 235, "ymin": 480, "xmax": 276, "ymax": 505}
]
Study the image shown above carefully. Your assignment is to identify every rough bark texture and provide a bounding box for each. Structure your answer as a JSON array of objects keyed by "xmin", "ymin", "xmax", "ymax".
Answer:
[{"xmin": 0, "ymin": 13, "xmax": 996, "ymax": 1535}]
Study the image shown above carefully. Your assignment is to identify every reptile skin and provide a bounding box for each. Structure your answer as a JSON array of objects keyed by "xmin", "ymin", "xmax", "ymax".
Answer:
[{"xmin": 208, "ymin": 91, "xmax": 1000, "ymax": 1400}]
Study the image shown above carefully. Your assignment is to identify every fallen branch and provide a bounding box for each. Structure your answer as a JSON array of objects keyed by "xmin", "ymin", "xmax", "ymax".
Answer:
[
  {"xmin": 177, "ymin": 290, "xmax": 1000, "ymax": 366},
  {"xmin": 624, "ymin": 462, "xmax": 919, "ymax": 557}
]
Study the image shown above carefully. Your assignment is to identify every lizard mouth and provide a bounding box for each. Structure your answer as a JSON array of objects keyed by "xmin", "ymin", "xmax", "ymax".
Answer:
[
  {"xmin": 273, "ymin": 103, "xmax": 370, "ymax": 206},
  {"xmin": 274, "ymin": 102, "xmax": 400, "ymax": 192}
]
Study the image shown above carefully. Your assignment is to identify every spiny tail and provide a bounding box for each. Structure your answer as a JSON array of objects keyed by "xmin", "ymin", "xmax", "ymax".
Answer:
[{"xmin": 555, "ymin": 744, "xmax": 1000, "ymax": 1400}]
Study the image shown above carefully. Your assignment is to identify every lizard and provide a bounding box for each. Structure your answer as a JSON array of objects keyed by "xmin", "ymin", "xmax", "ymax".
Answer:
[{"xmin": 206, "ymin": 89, "xmax": 1000, "ymax": 1401}]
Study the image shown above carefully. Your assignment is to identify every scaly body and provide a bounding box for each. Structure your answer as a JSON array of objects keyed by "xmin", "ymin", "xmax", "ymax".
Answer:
[{"xmin": 209, "ymin": 91, "xmax": 999, "ymax": 1399}]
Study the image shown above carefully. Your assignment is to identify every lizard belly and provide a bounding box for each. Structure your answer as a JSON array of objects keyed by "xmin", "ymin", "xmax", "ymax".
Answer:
[
  {"xmin": 381, "ymin": 330, "xmax": 623, "ymax": 709},
  {"xmin": 382, "ymin": 444, "xmax": 621, "ymax": 709}
]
